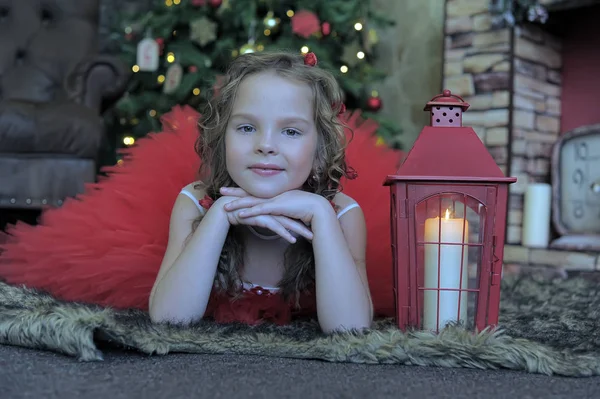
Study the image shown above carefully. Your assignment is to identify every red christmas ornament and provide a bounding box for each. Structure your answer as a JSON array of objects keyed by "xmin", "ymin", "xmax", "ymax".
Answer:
[
  {"xmin": 209, "ymin": 0, "xmax": 222, "ymax": 7},
  {"xmin": 321, "ymin": 22, "xmax": 331, "ymax": 36},
  {"xmin": 291, "ymin": 10, "xmax": 321, "ymax": 38},
  {"xmin": 367, "ymin": 95, "xmax": 382, "ymax": 111},
  {"xmin": 303, "ymin": 52, "xmax": 317, "ymax": 67},
  {"xmin": 188, "ymin": 65, "xmax": 198, "ymax": 73},
  {"xmin": 191, "ymin": 0, "xmax": 206, "ymax": 6}
]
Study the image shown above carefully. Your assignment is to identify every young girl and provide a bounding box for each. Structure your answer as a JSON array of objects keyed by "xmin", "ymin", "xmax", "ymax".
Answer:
[{"xmin": 0, "ymin": 51, "xmax": 403, "ymax": 332}]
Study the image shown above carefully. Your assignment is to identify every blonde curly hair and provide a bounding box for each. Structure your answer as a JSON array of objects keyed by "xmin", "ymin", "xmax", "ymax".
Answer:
[{"xmin": 193, "ymin": 51, "xmax": 353, "ymax": 304}]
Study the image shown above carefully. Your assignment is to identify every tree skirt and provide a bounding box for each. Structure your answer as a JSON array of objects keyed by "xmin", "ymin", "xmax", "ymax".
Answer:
[{"xmin": 1, "ymin": 274, "xmax": 599, "ymax": 377}]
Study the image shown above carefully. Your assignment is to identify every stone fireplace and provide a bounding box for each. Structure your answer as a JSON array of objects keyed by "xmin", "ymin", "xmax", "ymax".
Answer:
[{"xmin": 441, "ymin": 0, "xmax": 600, "ymax": 273}]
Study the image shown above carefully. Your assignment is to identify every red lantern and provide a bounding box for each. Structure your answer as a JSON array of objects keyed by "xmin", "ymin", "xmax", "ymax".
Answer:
[{"xmin": 383, "ymin": 90, "xmax": 517, "ymax": 333}]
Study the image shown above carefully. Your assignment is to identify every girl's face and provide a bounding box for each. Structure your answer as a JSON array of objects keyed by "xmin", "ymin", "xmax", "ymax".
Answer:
[{"xmin": 225, "ymin": 71, "xmax": 318, "ymax": 199}]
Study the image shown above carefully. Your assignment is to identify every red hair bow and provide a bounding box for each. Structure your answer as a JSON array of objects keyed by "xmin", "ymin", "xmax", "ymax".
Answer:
[
  {"xmin": 304, "ymin": 52, "xmax": 317, "ymax": 66},
  {"xmin": 303, "ymin": 52, "xmax": 345, "ymax": 115}
]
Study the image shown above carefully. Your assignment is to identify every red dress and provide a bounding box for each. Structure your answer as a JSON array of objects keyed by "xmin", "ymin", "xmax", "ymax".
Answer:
[{"xmin": 0, "ymin": 106, "xmax": 403, "ymax": 324}]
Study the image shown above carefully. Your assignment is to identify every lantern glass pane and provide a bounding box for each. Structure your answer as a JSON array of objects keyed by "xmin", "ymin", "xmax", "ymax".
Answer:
[{"xmin": 414, "ymin": 193, "xmax": 486, "ymax": 331}]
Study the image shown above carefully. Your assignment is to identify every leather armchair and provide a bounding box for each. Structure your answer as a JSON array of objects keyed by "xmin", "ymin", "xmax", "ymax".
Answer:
[{"xmin": 0, "ymin": 0, "xmax": 130, "ymax": 210}]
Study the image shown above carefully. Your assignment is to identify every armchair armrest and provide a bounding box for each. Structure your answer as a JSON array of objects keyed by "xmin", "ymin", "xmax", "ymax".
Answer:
[{"xmin": 65, "ymin": 55, "xmax": 132, "ymax": 112}]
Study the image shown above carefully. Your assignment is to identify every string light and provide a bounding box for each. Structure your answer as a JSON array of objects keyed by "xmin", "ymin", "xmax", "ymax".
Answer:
[
  {"xmin": 354, "ymin": 22, "xmax": 363, "ymax": 31},
  {"xmin": 340, "ymin": 65, "xmax": 349, "ymax": 73},
  {"xmin": 157, "ymin": 75, "xmax": 165, "ymax": 83},
  {"xmin": 131, "ymin": 118, "xmax": 139, "ymax": 125},
  {"xmin": 264, "ymin": 29, "xmax": 271, "ymax": 36},
  {"xmin": 357, "ymin": 51, "xmax": 365, "ymax": 59},
  {"xmin": 193, "ymin": 88, "xmax": 201, "ymax": 96},
  {"xmin": 123, "ymin": 136, "xmax": 135, "ymax": 146},
  {"xmin": 300, "ymin": 46, "xmax": 309, "ymax": 54},
  {"xmin": 124, "ymin": 26, "xmax": 132, "ymax": 34},
  {"xmin": 132, "ymin": 65, "xmax": 140, "ymax": 72},
  {"xmin": 149, "ymin": 109, "xmax": 157, "ymax": 117},
  {"xmin": 165, "ymin": 0, "xmax": 173, "ymax": 6},
  {"xmin": 286, "ymin": 10, "xmax": 294, "ymax": 17},
  {"xmin": 166, "ymin": 52, "xmax": 175, "ymax": 63},
  {"xmin": 173, "ymin": 0, "xmax": 181, "ymax": 4}
]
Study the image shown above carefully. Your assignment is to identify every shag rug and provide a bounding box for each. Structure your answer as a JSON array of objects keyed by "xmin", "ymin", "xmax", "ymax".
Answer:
[{"xmin": 1, "ymin": 274, "xmax": 599, "ymax": 377}]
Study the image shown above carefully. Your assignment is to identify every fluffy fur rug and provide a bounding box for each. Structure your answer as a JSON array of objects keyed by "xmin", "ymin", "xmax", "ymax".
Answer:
[{"xmin": 1, "ymin": 274, "xmax": 599, "ymax": 377}]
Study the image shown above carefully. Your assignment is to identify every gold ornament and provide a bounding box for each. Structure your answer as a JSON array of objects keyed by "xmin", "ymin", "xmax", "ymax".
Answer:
[
  {"xmin": 217, "ymin": 0, "xmax": 231, "ymax": 14},
  {"xmin": 368, "ymin": 28, "xmax": 379, "ymax": 45},
  {"xmin": 239, "ymin": 42, "xmax": 257, "ymax": 54},
  {"xmin": 362, "ymin": 28, "xmax": 379, "ymax": 54},
  {"xmin": 189, "ymin": 16, "xmax": 217, "ymax": 47},
  {"xmin": 341, "ymin": 41, "xmax": 362, "ymax": 67},
  {"xmin": 262, "ymin": 11, "xmax": 280, "ymax": 34}
]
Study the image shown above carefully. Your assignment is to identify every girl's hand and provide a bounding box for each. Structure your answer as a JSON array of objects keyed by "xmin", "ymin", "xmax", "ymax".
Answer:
[
  {"xmin": 221, "ymin": 188, "xmax": 332, "ymax": 225},
  {"xmin": 215, "ymin": 190, "xmax": 313, "ymax": 243}
]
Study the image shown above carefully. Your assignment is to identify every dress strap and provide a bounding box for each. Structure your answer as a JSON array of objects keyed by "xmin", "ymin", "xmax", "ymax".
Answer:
[
  {"xmin": 336, "ymin": 203, "xmax": 360, "ymax": 219},
  {"xmin": 180, "ymin": 189, "xmax": 205, "ymax": 214}
]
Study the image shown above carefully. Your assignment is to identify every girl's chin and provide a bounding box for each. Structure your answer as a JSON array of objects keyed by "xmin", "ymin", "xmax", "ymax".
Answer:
[{"xmin": 240, "ymin": 184, "xmax": 303, "ymax": 199}]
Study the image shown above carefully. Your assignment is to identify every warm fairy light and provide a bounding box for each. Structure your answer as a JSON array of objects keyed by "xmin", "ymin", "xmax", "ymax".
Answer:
[
  {"xmin": 131, "ymin": 118, "xmax": 139, "ymax": 125},
  {"xmin": 286, "ymin": 10, "xmax": 294, "ymax": 17},
  {"xmin": 173, "ymin": 0, "xmax": 181, "ymax": 4},
  {"xmin": 371, "ymin": 90, "xmax": 379, "ymax": 97},
  {"xmin": 357, "ymin": 51, "xmax": 365, "ymax": 59},
  {"xmin": 340, "ymin": 65, "xmax": 348, "ymax": 73},
  {"xmin": 257, "ymin": 44, "xmax": 264, "ymax": 51},
  {"xmin": 300, "ymin": 46, "xmax": 309, "ymax": 54},
  {"xmin": 192, "ymin": 88, "xmax": 201, "ymax": 95},
  {"xmin": 354, "ymin": 22, "xmax": 363, "ymax": 31},
  {"xmin": 166, "ymin": 53, "xmax": 175, "ymax": 63},
  {"xmin": 157, "ymin": 75, "xmax": 165, "ymax": 83},
  {"xmin": 165, "ymin": 0, "xmax": 173, "ymax": 6},
  {"xmin": 123, "ymin": 136, "xmax": 135, "ymax": 146},
  {"xmin": 149, "ymin": 109, "xmax": 157, "ymax": 117},
  {"xmin": 264, "ymin": 29, "xmax": 271, "ymax": 36},
  {"xmin": 132, "ymin": 65, "xmax": 140, "ymax": 72}
]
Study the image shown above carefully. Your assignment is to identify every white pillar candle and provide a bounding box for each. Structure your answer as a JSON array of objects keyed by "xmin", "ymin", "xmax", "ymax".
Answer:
[
  {"xmin": 521, "ymin": 183, "xmax": 552, "ymax": 248},
  {"xmin": 423, "ymin": 209, "xmax": 469, "ymax": 331}
]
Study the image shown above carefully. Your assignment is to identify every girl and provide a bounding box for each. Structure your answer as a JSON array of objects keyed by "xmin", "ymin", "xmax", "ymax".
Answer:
[{"xmin": 0, "ymin": 51, "xmax": 403, "ymax": 332}]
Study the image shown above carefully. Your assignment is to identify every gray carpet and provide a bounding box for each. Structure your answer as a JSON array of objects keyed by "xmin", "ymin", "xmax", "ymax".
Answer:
[
  {"xmin": 3, "ymin": 272, "xmax": 600, "ymax": 389},
  {"xmin": 2, "ymin": 343, "xmax": 600, "ymax": 399}
]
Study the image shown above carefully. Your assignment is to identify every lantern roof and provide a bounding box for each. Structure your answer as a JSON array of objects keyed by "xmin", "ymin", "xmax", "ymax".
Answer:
[
  {"xmin": 424, "ymin": 89, "xmax": 470, "ymax": 112},
  {"xmin": 384, "ymin": 91, "xmax": 517, "ymax": 185}
]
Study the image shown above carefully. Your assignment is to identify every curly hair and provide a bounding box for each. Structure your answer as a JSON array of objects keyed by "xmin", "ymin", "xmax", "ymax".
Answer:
[{"xmin": 193, "ymin": 51, "xmax": 353, "ymax": 304}]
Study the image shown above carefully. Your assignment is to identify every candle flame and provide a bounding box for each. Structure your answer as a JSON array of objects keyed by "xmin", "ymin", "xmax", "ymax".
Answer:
[{"xmin": 445, "ymin": 209, "xmax": 450, "ymax": 220}]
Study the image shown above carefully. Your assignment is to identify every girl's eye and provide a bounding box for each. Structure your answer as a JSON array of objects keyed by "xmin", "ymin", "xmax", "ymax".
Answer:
[
  {"xmin": 238, "ymin": 125, "xmax": 255, "ymax": 133},
  {"xmin": 284, "ymin": 128, "xmax": 301, "ymax": 137}
]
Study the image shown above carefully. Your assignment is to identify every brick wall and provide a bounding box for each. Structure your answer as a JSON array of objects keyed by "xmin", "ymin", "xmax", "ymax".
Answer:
[{"xmin": 442, "ymin": 0, "xmax": 565, "ymax": 245}]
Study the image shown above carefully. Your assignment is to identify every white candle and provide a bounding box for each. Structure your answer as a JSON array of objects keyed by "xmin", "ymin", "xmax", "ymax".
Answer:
[
  {"xmin": 423, "ymin": 209, "xmax": 469, "ymax": 331},
  {"xmin": 521, "ymin": 183, "xmax": 552, "ymax": 248}
]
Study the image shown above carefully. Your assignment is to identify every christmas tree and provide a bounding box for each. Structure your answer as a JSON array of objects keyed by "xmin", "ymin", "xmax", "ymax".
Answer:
[{"xmin": 105, "ymin": 0, "xmax": 400, "ymax": 164}]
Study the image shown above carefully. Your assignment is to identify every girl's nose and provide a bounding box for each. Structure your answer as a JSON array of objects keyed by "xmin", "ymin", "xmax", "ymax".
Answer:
[{"xmin": 254, "ymin": 131, "xmax": 278, "ymax": 154}]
